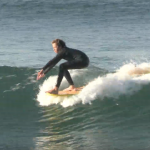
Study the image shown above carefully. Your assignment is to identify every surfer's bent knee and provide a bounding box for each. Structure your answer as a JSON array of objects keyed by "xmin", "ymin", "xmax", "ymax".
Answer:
[{"xmin": 59, "ymin": 63, "xmax": 66, "ymax": 71}]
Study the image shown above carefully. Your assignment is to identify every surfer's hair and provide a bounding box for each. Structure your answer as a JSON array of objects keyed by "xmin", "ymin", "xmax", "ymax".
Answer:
[{"xmin": 52, "ymin": 39, "xmax": 66, "ymax": 48}]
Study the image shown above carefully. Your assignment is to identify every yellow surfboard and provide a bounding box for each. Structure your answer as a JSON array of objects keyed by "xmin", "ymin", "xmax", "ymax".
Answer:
[{"xmin": 46, "ymin": 86, "xmax": 84, "ymax": 97}]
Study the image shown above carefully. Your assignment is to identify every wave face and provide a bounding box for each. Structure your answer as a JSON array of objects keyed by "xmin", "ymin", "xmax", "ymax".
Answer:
[
  {"xmin": 36, "ymin": 63, "xmax": 150, "ymax": 150},
  {"xmin": 1, "ymin": 63, "xmax": 150, "ymax": 149}
]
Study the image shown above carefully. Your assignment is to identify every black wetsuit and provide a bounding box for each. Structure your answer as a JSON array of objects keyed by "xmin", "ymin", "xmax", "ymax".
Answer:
[{"xmin": 42, "ymin": 47, "xmax": 89, "ymax": 87}]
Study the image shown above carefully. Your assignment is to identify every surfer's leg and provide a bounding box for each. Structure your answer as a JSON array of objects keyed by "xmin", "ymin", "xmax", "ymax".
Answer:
[
  {"xmin": 55, "ymin": 64, "xmax": 65, "ymax": 88},
  {"xmin": 56, "ymin": 60, "xmax": 88, "ymax": 90},
  {"xmin": 56, "ymin": 62, "xmax": 74, "ymax": 88},
  {"xmin": 64, "ymin": 70, "xmax": 74, "ymax": 85},
  {"xmin": 63, "ymin": 70, "xmax": 76, "ymax": 91}
]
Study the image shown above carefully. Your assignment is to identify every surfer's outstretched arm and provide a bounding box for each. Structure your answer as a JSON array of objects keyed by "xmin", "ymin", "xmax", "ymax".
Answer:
[
  {"xmin": 37, "ymin": 51, "xmax": 64, "ymax": 80},
  {"xmin": 42, "ymin": 50, "xmax": 64, "ymax": 74}
]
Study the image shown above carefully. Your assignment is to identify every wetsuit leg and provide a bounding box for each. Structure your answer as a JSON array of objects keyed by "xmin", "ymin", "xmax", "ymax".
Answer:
[
  {"xmin": 64, "ymin": 70, "xmax": 74, "ymax": 85},
  {"xmin": 56, "ymin": 60, "xmax": 89, "ymax": 88}
]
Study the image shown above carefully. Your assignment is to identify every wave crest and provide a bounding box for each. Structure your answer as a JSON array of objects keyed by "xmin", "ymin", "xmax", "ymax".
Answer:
[{"xmin": 37, "ymin": 63, "xmax": 150, "ymax": 107}]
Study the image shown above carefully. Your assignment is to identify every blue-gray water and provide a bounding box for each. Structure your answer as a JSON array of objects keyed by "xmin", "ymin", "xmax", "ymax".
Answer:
[{"xmin": 1, "ymin": 0, "xmax": 150, "ymax": 150}]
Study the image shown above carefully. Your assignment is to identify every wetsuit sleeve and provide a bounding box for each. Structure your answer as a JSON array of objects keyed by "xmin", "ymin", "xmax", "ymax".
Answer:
[{"xmin": 42, "ymin": 51, "xmax": 64, "ymax": 74}]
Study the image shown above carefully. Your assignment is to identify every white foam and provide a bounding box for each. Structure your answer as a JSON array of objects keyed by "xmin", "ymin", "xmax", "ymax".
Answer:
[{"xmin": 37, "ymin": 63, "xmax": 150, "ymax": 107}]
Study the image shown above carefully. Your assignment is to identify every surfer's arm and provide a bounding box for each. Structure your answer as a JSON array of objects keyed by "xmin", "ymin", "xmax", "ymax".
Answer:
[{"xmin": 42, "ymin": 51, "xmax": 64, "ymax": 74}]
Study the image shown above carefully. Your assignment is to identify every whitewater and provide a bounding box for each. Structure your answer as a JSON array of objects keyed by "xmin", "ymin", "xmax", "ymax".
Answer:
[{"xmin": 37, "ymin": 62, "xmax": 150, "ymax": 107}]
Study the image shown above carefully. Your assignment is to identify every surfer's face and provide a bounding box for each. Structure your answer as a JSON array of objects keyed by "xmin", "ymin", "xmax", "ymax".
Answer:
[{"xmin": 52, "ymin": 43, "xmax": 60, "ymax": 53}]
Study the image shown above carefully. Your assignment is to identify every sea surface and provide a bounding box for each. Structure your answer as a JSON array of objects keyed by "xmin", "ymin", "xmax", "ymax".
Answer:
[{"xmin": 0, "ymin": 0, "xmax": 150, "ymax": 150}]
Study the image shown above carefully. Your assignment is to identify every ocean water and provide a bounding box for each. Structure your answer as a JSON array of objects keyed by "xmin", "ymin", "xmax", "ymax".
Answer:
[{"xmin": 1, "ymin": 0, "xmax": 150, "ymax": 150}]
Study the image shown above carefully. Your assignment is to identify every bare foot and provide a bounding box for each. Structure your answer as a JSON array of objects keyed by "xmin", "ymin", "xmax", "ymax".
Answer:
[
  {"xmin": 63, "ymin": 85, "xmax": 76, "ymax": 91},
  {"xmin": 46, "ymin": 87, "xmax": 58, "ymax": 94}
]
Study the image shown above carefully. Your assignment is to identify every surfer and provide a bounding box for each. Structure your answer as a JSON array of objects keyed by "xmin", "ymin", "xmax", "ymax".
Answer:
[{"xmin": 37, "ymin": 39, "xmax": 89, "ymax": 94}]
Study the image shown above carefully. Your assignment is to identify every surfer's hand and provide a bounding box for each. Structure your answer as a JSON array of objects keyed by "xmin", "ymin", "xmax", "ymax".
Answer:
[
  {"xmin": 37, "ymin": 73, "xmax": 45, "ymax": 80},
  {"xmin": 37, "ymin": 70, "xmax": 45, "ymax": 80}
]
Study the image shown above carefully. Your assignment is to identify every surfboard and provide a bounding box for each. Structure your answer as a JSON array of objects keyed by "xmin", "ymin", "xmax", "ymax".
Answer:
[{"xmin": 46, "ymin": 86, "xmax": 84, "ymax": 97}]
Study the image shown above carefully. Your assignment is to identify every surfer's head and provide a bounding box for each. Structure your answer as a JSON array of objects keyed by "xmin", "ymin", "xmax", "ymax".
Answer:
[{"xmin": 52, "ymin": 39, "xmax": 66, "ymax": 53}]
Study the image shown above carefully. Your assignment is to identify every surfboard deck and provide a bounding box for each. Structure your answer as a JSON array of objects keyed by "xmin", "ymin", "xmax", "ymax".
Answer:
[{"xmin": 46, "ymin": 86, "xmax": 84, "ymax": 97}]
